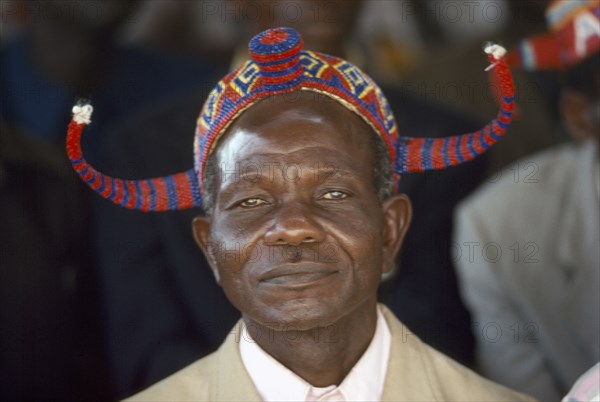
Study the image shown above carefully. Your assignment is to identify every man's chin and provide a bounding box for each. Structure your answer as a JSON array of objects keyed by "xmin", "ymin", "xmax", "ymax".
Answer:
[{"xmin": 247, "ymin": 299, "xmax": 343, "ymax": 332}]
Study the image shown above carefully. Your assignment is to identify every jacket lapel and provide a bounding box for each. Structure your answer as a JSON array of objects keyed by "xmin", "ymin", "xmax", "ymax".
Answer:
[
  {"xmin": 380, "ymin": 305, "xmax": 439, "ymax": 401},
  {"xmin": 213, "ymin": 320, "xmax": 263, "ymax": 401}
]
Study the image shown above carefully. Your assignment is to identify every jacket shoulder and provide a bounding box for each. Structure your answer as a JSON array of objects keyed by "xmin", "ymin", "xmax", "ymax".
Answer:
[
  {"xmin": 124, "ymin": 352, "xmax": 218, "ymax": 401},
  {"xmin": 419, "ymin": 341, "xmax": 536, "ymax": 401},
  {"xmin": 380, "ymin": 305, "xmax": 535, "ymax": 401}
]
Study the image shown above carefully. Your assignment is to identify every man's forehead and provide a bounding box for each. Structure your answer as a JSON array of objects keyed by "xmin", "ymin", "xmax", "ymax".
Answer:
[
  {"xmin": 216, "ymin": 152, "xmax": 366, "ymax": 195},
  {"xmin": 214, "ymin": 92, "xmax": 375, "ymax": 169}
]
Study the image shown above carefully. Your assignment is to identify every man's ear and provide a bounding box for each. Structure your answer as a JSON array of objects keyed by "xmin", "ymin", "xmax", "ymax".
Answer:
[
  {"xmin": 192, "ymin": 216, "xmax": 221, "ymax": 284},
  {"xmin": 381, "ymin": 194, "xmax": 412, "ymax": 274},
  {"xmin": 561, "ymin": 89, "xmax": 596, "ymax": 142}
]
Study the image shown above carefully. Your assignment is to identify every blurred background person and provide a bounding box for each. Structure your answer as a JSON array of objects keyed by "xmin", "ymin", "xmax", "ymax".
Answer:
[{"xmin": 454, "ymin": 1, "xmax": 600, "ymax": 400}]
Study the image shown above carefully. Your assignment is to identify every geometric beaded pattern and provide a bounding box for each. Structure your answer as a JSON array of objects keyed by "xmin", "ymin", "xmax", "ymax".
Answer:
[{"xmin": 194, "ymin": 27, "xmax": 401, "ymax": 187}]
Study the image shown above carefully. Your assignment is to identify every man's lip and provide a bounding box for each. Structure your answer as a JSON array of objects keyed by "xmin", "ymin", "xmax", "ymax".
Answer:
[{"xmin": 258, "ymin": 264, "xmax": 339, "ymax": 284}]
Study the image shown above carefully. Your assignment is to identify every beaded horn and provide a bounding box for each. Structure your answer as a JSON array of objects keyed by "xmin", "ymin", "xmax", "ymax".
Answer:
[{"xmin": 66, "ymin": 27, "xmax": 515, "ymax": 212}]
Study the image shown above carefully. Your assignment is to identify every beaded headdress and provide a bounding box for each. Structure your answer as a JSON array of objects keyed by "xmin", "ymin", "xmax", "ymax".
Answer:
[
  {"xmin": 507, "ymin": 0, "xmax": 599, "ymax": 70},
  {"xmin": 67, "ymin": 27, "xmax": 515, "ymax": 212}
]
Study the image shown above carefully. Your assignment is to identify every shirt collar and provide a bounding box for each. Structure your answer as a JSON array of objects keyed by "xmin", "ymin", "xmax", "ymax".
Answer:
[{"xmin": 239, "ymin": 306, "xmax": 391, "ymax": 402}]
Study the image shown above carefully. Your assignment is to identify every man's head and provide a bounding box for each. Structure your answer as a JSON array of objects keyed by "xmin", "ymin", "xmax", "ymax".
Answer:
[
  {"xmin": 191, "ymin": 90, "xmax": 411, "ymax": 329},
  {"xmin": 65, "ymin": 28, "xmax": 514, "ymax": 327},
  {"xmin": 199, "ymin": 91, "xmax": 394, "ymax": 215}
]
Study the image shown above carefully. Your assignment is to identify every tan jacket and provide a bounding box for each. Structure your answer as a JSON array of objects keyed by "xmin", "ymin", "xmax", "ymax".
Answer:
[{"xmin": 127, "ymin": 305, "xmax": 534, "ymax": 401}]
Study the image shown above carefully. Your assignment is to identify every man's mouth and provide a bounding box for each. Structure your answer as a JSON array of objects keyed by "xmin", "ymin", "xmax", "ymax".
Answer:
[{"xmin": 258, "ymin": 264, "xmax": 339, "ymax": 286}]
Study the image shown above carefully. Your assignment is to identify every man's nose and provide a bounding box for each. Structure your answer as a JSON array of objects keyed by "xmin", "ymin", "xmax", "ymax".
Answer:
[{"xmin": 264, "ymin": 202, "xmax": 326, "ymax": 246}]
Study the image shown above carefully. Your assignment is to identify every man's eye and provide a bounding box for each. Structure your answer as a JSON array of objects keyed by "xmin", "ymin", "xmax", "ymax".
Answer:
[
  {"xmin": 239, "ymin": 198, "xmax": 267, "ymax": 208},
  {"xmin": 321, "ymin": 191, "xmax": 348, "ymax": 200}
]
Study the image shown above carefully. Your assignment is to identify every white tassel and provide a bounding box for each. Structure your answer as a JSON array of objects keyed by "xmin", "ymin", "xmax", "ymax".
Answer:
[
  {"xmin": 72, "ymin": 104, "xmax": 93, "ymax": 125},
  {"xmin": 484, "ymin": 43, "xmax": 507, "ymax": 60},
  {"xmin": 483, "ymin": 43, "xmax": 507, "ymax": 71}
]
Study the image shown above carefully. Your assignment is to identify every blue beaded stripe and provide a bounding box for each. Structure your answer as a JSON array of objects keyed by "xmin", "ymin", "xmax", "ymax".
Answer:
[
  {"xmin": 466, "ymin": 132, "xmax": 477, "ymax": 159},
  {"xmin": 134, "ymin": 181, "xmax": 144, "ymax": 210},
  {"xmin": 97, "ymin": 174, "xmax": 107, "ymax": 194},
  {"xmin": 187, "ymin": 169, "xmax": 203, "ymax": 207},
  {"xmin": 71, "ymin": 156, "xmax": 83, "ymax": 165},
  {"xmin": 84, "ymin": 171, "xmax": 96, "ymax": 185},
  {"xmin": 107, "ymin": 178, "xmax": 118, "ymax": 201},
  {"xmin": 421, "ymin": 138, "xmax": 434, "ymax": 170},
  {"xmin": 395, "ymin": 138, "xmax": 409, "ymax": 173},
  {"xmin": 442, "ymin": 136, "xmax": 452, "ymax": 168},
  {"xmin": 250, "ymin": 41, "xmax": 298, "ymax": 55},
  {"xmin": 147, "ymin": 179, "xmax": 157, "ymax": 211},
  {"xmin": 500, "ymin": 108, "xmax": 513, "ymax": 118},
  {"xmin": 454, "ymin": 135, "xmax": 465, "ymax": 163},
  {"xmin": 488, "ymin": 123, "xmax": 501, "ymax": 140},
  {"xmin": 502, "ymin": 96, "xmax": 515, "ymax": 103},
  {"xmin": 259, "ymin": 64, "xmax": 302, "ymax": 78},
  {"xmin": 496, "ymin": 119, "xmax": 509, "ymax": 129},
  {"xmin": 121, "ymin": 180, "xmax": 130, "ymax": 207},
  {"xmin": 84, "ymin": 172, "xmax": 99, "ymax": 187},
  {"xmin": 478, "ymin": 128, "xmax": 490, "ymax": 150},
  {"xmin": 262, "ymin": 80, "xmax": 303, "ymax": 92},
  {"xmin": 263, "ymin": 83, "xmax": 302, "ymax": 93},
  {"xmin": 164, "ymin": 176, "xmax": 178, "ymax": 210}
]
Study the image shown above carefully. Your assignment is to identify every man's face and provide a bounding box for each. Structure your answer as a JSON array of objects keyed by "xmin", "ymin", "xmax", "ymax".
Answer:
[{"xmin": 193, "ymin": 92, "xmax": 411, "ymax": 330}]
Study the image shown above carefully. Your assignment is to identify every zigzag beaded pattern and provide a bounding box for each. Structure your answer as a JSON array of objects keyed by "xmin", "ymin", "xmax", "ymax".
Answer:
[{"xmin": 66, "ymin": 119, "xmax": 202, "ymax": 212}]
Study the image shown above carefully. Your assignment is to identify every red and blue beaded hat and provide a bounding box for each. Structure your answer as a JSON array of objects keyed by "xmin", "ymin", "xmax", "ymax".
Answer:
[{"xmin": 66, "ymin": 27, "xmax": 515, "ymax": 212}]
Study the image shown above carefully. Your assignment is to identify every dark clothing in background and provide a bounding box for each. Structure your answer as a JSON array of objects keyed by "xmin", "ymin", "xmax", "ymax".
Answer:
[
  {"xmin": 99, "ymin": 89, "xmax": 239, "ymax": 398},
  {"xmin": 380, "ymin": 85, "xmax": 484, "ymax": 366},
  {"xmin": 0, "ymin": 35, "xmax": 214, "ymax": 155},
  {"xmin": 0, "ymin": 35, "xmax": 218, "ymax": 401},
  {"xmin": 106, "ymin": 84, "xmax": 483, "ymax": 398},
  {"xmin": 0, "ymin": 122, "xmax": 111, "ymax": 400}
]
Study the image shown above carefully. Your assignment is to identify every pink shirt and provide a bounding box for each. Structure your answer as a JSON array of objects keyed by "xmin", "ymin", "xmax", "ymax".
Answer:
[{"xmin": 239, "ymin": 307, "xmax": 391, "ymax": 402}]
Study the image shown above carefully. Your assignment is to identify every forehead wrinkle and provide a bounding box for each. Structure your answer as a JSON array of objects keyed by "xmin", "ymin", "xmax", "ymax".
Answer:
[
  {"xmin": 217, "ymin": 147, "xmax": 367, "ymax": 193},
  {"xmin": 221, "ymin": 146, "xmax": 364, "ymax": 176}
]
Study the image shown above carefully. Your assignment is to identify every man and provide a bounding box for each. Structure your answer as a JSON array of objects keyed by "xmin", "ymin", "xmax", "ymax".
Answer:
[
  {"xmin": 66, "ymin": 28, "xmax": 531, "ymax": 400},
  {"xmin": 454, "ymin": 1, "xmax": 600, "ymax": 400},
  {"xmin": 101, "ymin": 4, "xmax": 484, "ymax": 390}
]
